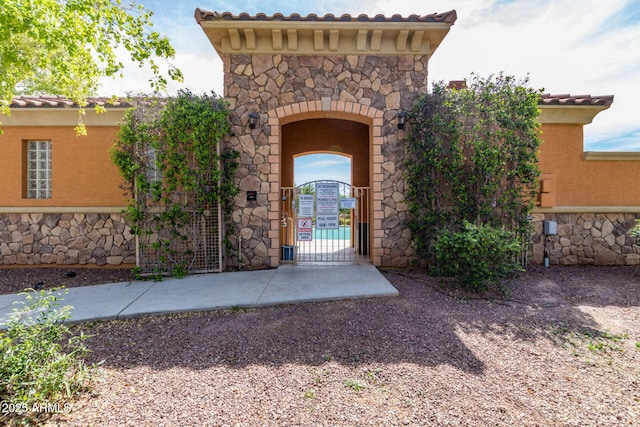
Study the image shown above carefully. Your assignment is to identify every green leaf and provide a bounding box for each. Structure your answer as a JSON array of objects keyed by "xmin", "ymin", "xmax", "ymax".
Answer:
[{"xmin": 0, "ymin": 0, "xmax": 182, "ymax": 134}]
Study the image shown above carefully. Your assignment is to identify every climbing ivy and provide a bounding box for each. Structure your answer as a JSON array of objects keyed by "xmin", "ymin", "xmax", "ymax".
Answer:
[
  {"xmin": 111, "ymin": 90, "xmax": 239, "ymax": 277},
  {"xmin": 405, "ymin": 73, "xmax": 542, "ymax": 271}
]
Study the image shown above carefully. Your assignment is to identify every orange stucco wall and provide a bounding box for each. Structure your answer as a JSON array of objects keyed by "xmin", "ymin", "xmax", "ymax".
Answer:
[
  {"xmin": 2, "ymin": 117, "xmax": 637, "ymax": 211},
  {"xmin": 538, "ymin": 123, "xmax": 640, "ymax": 207},
  {"xmin": 0, "ymin": 126, "xmax": 127, "ymax": 207}
]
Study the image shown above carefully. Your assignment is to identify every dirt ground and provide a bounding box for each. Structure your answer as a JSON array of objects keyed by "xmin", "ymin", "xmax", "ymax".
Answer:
[
  {"xmin": 1, "ymin": 265, "xmax": 639, "ymax": 426},
  {"xmin": 0, "ymin": 266, "xmax": 135, "ymax": 295}
]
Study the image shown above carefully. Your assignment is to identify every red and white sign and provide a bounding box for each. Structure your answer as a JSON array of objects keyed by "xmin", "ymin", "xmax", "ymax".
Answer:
[{"xmin": 297, "ymin": 218, "xmax": 313, "ymax": 241}]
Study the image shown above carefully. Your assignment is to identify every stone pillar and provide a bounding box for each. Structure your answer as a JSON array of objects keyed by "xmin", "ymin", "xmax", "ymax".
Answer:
[{"xmin": 223, "ymin": 53, "xmax": 428, "ymax": 268}]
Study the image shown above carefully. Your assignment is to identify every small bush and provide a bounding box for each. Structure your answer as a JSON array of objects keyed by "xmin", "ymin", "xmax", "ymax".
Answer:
[
  {"xmin": 0, "ymin": 289, "xmax": 95, "ymax": 424},
  {"xmin": 432, "ymin": 221, "xmax": 522, "ymax": 291}
]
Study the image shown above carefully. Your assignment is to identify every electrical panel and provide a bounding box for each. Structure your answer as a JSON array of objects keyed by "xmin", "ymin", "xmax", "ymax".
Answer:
[{"xmin": 544, "ymin": 220, "xmax": 557, "ymax": 235}]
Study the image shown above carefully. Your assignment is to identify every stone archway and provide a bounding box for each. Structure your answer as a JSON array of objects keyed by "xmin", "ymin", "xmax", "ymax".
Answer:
[
  {"xmin": 281, "ymin": 118, "xmax": 368, "ymax": 187},
  {"xmin": 267, "ymin": 101, "xmax": 384, "ymax": 267},
  {"xmin": 195, "ymin": 10, "xmax": 458, "ymax": 269},
  {"xmin": 279, "ymin": 116, "xmax": 370, "ymax": 264}
]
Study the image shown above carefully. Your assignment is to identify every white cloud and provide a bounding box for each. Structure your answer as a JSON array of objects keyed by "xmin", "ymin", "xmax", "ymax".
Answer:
[
  {"xmin": 100, "ymin": 0, "xmax": 640, "ymax": 151},
  {"xmin": 304, "ymin": 158, "xmax": 351, "ymax": 168},
  {"xmin": 294, "ymin": 154, "xmax": 352, "ymax": 185},
  {"xmin": 369, "ymin": 0, "xmax": 640, "ymax": 150}
]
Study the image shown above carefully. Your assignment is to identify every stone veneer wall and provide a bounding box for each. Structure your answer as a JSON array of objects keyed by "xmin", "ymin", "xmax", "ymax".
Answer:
[
  {"xmin": 224, "ymin": 53, "xmax": 428, "ymax": 268},
  {"xmin": 0, "ymin": 213, "xmax": 136, "ymax": 266},
  {"xmin": 531, "ymin": 212, "xmax": 640, "ymax": 265}
]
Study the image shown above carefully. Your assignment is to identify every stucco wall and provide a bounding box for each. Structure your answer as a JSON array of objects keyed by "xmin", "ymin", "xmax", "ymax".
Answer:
[
  {"xmin": 0, "ymin": 113, "xmax": 133, "ymax": 266},
  {"xmin": 0, "ymin": 125, "xmax": 128, "ymax": 207},
  {"xmin": 538, "ymin": 123, "xmax": 640, "ymax": 207},
  {"xmin": 1, "ymin": 92, "xmax": 639, "ymax": 268},
  {"xmin": 532, "ymin": 123, "xmax": 640, "ymax": 266}
]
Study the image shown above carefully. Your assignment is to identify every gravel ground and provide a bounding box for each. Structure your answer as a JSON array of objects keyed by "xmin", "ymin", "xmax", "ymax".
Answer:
[
  {"xmin": 0, "ymin": 267, "xmax": 135, "ymax": 295},
  {"xmin": 2, "ymin": 265, "xmax": 639, "ymax": 426}
]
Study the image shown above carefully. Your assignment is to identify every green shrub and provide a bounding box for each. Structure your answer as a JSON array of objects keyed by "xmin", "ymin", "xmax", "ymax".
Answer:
[
  {"xmin": 432, "ymin": 221, "xmax": 522, "ymax": 291},
  {"xmin": 0, "ymin": 289, "xmax": 95, "ymax": 424},
  {"xmin": 405, "ymin": 74, "xmax": 541, "ymax": 261}
]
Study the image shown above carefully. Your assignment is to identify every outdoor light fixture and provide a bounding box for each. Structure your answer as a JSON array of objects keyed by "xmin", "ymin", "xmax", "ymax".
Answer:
[
  {"xmin": 248, "ymin": 112, "xmax": 259, "ymax": 129},
  {"xmin": 397, "ymin": 110, "xmax": 408, "ymax": 130}
]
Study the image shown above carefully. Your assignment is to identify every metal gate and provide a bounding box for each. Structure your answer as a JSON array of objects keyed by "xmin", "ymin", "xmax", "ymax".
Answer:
[
  {"xmin": 280, "ymin": 180, "xmax": 370, "ymax": 263},
  {"xmin": 137, "ymin": 205, "xmax": 223, "ymax": 274}
]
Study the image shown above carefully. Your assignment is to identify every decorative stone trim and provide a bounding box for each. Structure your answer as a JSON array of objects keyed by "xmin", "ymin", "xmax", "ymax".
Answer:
[
  {"xmin": 538, "ymin": 104, "xmax": 611, "ymax": 125},
  {"xmin": 196, "ymin": 10, "xmax": 456, "ymax": 57},
  {"xmin": 0, "ymin": 207, "xmax": 127, "ymax": 214},
  {"xmin": 0, "ymin": 213, "xmax": 136, "ymax": 266},
  {"xmin": 583, "ymin": 152, "xmax": 640, "ymax": 161},
  {"xmin": 0, "ymin": 109, "xmax": 128, "ymax": 127},
  {"xmin": 530, "ymin": 212, "xmax": 640, "ymax": 266}
]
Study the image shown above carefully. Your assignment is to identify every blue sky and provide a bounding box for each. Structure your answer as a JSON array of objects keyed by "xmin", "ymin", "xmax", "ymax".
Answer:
[
  {"xmin": 100, "ymin": 0, "xmax": 640, "ymax": 154},
  {"xmin": 294, "ymin": 154, "xmax": 351, "ymax": 186}
]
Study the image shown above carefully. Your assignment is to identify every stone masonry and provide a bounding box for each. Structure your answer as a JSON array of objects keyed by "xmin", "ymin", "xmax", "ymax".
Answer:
[
  {"xmin": 0, "ymin": 213, "xmax": 136, "ymax": 266},
  {"xmin": 531, "ymin": 212, "xmax": 640, "ymax": 266},
  {"xmin": 224, "ymin": 53, "xmax": 428, "ymax": 268}
]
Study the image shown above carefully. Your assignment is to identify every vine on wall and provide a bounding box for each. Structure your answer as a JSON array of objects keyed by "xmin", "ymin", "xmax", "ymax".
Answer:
[
  {"xmin": 111, "ymin": 90, "xmax": 239, "ymax": 277},
  {"xmin": 405, "ymin": 73, "xmax": 542, "ymax": 268}
]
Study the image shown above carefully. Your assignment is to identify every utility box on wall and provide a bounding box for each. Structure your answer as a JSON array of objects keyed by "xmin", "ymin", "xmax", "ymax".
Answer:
[{"xmin": 544, "ymin": 220, "xmax": 558, "ymax": 235}]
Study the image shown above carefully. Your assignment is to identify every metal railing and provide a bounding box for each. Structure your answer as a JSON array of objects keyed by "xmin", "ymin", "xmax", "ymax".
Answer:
[{"xmin": 280, "ymin": 181, "xmax": 370, "ymax": 263}]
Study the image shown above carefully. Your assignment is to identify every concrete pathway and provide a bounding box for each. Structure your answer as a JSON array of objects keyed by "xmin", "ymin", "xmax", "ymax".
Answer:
[{"xmin": 0, "ymin": 264, "xmax": 398, "ymax": 326}]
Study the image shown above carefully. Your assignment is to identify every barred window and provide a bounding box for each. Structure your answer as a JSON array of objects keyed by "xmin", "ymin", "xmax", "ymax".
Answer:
[{"xmin": 26, "ymin": 140, "xmax": 52, "ymax": 199}]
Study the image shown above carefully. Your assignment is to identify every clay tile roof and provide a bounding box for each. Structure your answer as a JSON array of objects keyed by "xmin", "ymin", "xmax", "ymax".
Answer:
[
  {"xmin": 9, "ymin": 96, "xmax": 131, "ymax": 109},
  {"xmin": 195, "ymin": 9, "xmax": 457, "ymax": 25},
  {"xmin": 539, "ymin": 93, "xmax": 614, "ymax": 107}
]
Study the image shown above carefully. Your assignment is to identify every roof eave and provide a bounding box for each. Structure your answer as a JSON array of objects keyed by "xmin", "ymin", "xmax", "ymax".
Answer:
[
  {"xmin": 538, "ymin": 104, "xmax": 612, "ymax": 125},
  {"xmin": 196, "ymin": 10, "xmax": 457, "ymax": 57}
]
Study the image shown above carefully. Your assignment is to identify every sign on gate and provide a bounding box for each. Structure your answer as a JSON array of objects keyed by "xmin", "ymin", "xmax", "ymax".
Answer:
[
  {"xmin": 316, "ymin": 215, "xmax": 339, "ymax": 229},
  {"xmin": 298, "ymin": 195, "xmax": 314, "ymax": 217},
  {"xmin": 297, "ymin": 218, "xmax": 313, "ymax": 241},
  {"xmin": 315, "ymin": 182, "xmax": 339, "ymax": 215},
  {"xmin": 340, "ymin": 198, "xmax": 356, "ymax": 209},
  {"xmin": 288, "ymin": 182, "xmax": 370, "ymax": 263}
]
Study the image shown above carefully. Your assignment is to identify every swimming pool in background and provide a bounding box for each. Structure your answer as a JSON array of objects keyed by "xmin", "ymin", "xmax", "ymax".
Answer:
[{"xmin": 312, "ymin": 226, "xmax": 351, "ymax": 240}]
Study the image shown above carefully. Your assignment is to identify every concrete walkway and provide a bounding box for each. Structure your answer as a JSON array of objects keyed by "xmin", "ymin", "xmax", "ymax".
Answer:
[{"xmin": 0, "ymin": 264, "xmax": 398, "ymax": 325}]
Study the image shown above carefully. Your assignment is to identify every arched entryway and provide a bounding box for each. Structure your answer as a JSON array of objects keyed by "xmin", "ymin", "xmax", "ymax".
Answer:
[
  {"xmin": 280, "ymin": 118, "xmax": 369, "ymax": 188},
  {"xmin": 280, "ymin": 118, "xmax": 370, "ymax": 263},
  {"xmin": 198, "ymin": 9, "xmax": 457, "ymax": 269}
]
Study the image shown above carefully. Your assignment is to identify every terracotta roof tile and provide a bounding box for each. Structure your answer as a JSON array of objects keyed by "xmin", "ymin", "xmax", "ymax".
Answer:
[
  {"xmin": 9, "ymin": 94, "xmax": 613, "ymax": 109},
  {"xmin": 539, "ymin": 93, "xmax": 614, "ymax": 107},
  {"xmin": 9, "ymin": 96, "xmax": 131, "ymax": 108},
  {"xmin": 195, "ymin": 9, "xmax": 457, "ymax": 25}
]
